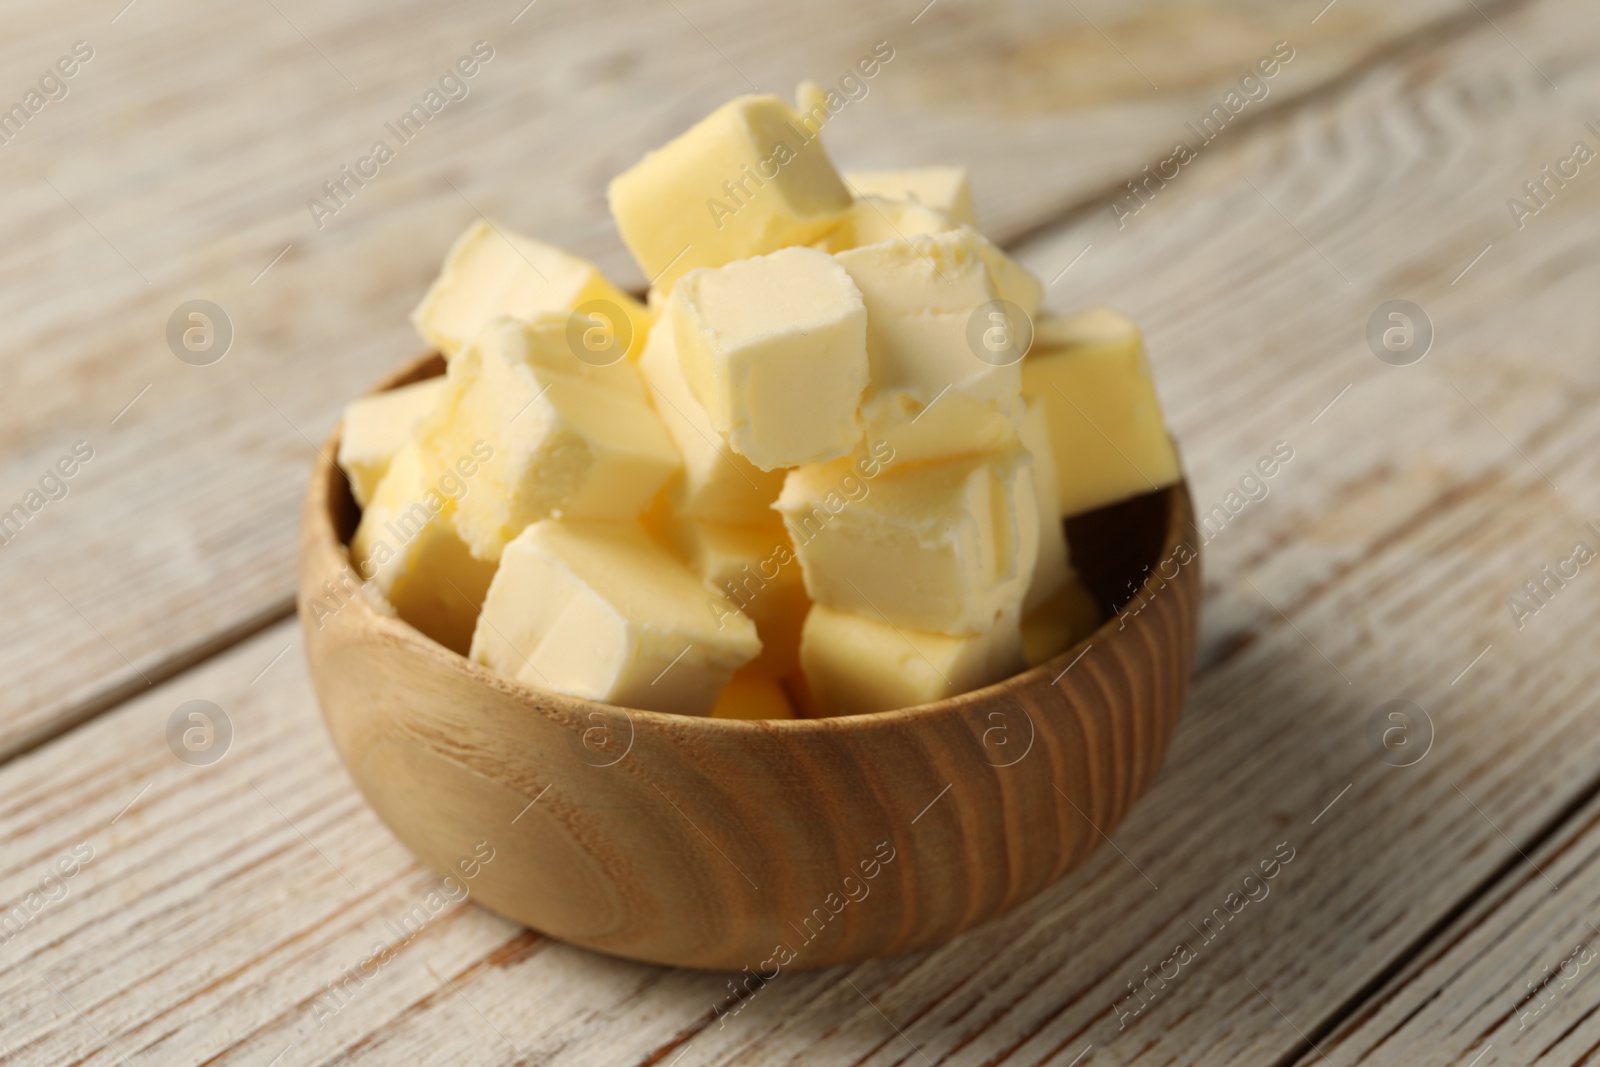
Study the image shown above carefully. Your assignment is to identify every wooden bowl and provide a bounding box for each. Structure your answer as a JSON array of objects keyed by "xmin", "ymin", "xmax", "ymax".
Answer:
[{"xmin": 298, "ymin": 354, "xmax": 1200, "ymax": 971}]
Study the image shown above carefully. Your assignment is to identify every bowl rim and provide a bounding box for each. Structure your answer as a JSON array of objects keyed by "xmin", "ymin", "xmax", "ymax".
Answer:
[{"xmin": 304, "ymin": 352, "xmax": 1197, "ymax": 734}]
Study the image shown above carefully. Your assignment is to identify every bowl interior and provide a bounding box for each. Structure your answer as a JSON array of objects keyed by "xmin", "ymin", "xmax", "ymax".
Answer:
[{"xmin": 325, "ymin": 353, "xmax": 1187, "ymax": 719}]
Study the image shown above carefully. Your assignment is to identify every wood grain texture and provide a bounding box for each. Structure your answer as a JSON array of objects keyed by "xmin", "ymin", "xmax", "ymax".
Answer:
[
  {"xmin": 0, "ymin": 0, "xmax": 1491, "ymax": 761},
  {"xmin": 5, "ymin": 0, "xmax": 1600, "ymax": 1063},
  {"xmin": 0, "ymin": 623, "xmax": 543, "ymax": 1067},
  {"xmin": 298, "ymin": 357, "xmax": 1200, "ymax": 969},
  {"xmin": 1292, "ymin": 785, "xmax": 1600, "ymax": 1067}
]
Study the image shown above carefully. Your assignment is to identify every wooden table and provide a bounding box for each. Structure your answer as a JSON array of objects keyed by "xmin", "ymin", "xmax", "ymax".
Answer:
[{"xmin": 4, "ymin": 0, "xmax": 1598, "ymax": 1063}]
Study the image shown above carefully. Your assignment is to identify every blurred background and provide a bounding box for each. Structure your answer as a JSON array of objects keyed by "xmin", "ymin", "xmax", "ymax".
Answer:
[{"xmin": 4, "ymin": 1, "xmax": 1599, "ymax": 1064}]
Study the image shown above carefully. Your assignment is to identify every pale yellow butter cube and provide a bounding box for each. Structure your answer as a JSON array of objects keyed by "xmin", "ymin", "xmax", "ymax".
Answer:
[
  {"xmin": 608, "ymin": 95, "xmax": 853, "ymax": 292},
  {"xmin": 800, "ymin": 603, "xmax": 1023, "ymax": 716},
  {"xmin": 338, "ymin": 377, "xmax": 445, "ymax": 507},
  {"xmin": 412, "ymin": 219, "xmax": 649, "ymax": 361},
  {"xmin": 975, "ymin": 238, "xmax": 1046, "ymax": 318},
  {"xmin": 350, "ymin": 442, "xmax": 497, "ymax": 654},
  {"xmin": 775, "ymin": 442, "xmax": 1039, "ymax": 635},
  {"xmin": 844, "ymin": 166, "xmax": 978, "ymax": 227},
  {"xmin": 673, "ymin": 246, "xmax": 869, "ymax": 470},
  {"xmin": 711, "ymin": 667, "xmax": 798, "ymax": 720},
  {"xmin": 1033, "ymin": 305, "xmax": 1140, "ymax": 350},
  {"xmin": 812, "ymin": 195, "xmax": 955, "ymax": 253},
  {"xmin": 834, "ymin": 228, "xmax": 1040, "ymax": 463},
  {"xmin": 637, "ymin": 304, "xmax": 785, "ymax": 525},
  {"xmin": 471, "ymin": 520, "xmax": 760, "ymax": 715},
  {"xmin": 419, "ymin": 315, "xmax": 680, "ymax": 561},
  {"xmin": 1020, "ymin": 308, "xmax": 1181, "ymax": 517},
  {"xmin": 1018, "ymin": 397, "xmax": 1072, "ymax": 610},
  {"xmin": 658, "ymin": 514, "xmax": 810, "ymax": 679}
]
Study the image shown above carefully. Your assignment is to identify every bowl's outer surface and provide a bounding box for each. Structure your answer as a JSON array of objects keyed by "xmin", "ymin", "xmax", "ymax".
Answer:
[{"xmin": 298, "ymin": 355, "xmax": 1201, "ymax": 971}]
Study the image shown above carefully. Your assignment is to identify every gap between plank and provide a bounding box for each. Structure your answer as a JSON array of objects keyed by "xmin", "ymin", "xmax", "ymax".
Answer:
[
  {"xmin": 1265, "ymin": 762, "xmax": 1600, "ymax": 1067},
  {"xmin": 997, "ymin": 0, "xmax": 1543, "ymax": 254},
  {"xmin": 0, "ymin": 595, "xmax": 296, "ymax": 766}
]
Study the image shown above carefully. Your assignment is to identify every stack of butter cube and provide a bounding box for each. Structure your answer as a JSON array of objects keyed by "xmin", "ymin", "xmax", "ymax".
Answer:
[{"xmin": 336, "ymin": 89, "xmax": 1181, "ymax": 719}]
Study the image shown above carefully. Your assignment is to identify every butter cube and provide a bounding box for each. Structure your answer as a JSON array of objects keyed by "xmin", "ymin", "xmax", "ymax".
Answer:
[
  {"xmin": 412, "ymin": 220, "xmax": 649, "ymax": 362},
  {"xmin": 338, "ymin": 377, "xmax": 445, "ymax": 507},
  {"xmin": 1021, "ymin": 577, "xmax": 1102, "ymax": 667},
  {"xmin": 1020, "ymin": 308, "xmax": 1181, "ymax": 517},
  {"xmin": 834, "ymin": 229, "xmax": 1041, "ymax": 464},
  {"xmin": 419, "ymin": 315, "xmax": 680, "ymax": 561},
  {"xmin": 1033, "ymin": 305, "xmax": 1141, "ymax": 350},
  {"xmin": 844, "ymin": 167, "xmax": 977, "ymax": 227},
  {"xmin": 800, "ymin": 603, "xmax": 1023, "ymax": 715},
  {"xmin": 1018, "ymin": 398, "xmax": 1072, "ymax": 610},
  {"xmin": 813, "ymin": 195, "xmax": 955, "ymax": 253},
  {"xmin": 350, "ymin": 443, "xmax": 497, "ymax": 654},
  {"xmin": 637, "ymin": 304, "xmax": 785, "ymax": 525},
  {"xmin": 674, "ymin": 247, "xmax": 869, "ymax": 470},
  {"xmin": 608, "ymin": 95, "xmax": 853, "ymax": 292},
  {"xmin": 711, "ymin": 667, "xmax": 798, "ymax": 720},
  {"xmin": 470, "ymin": 520, "xmax": 760, "ymax": 715},
  {"xmin": 659, "ymin": 515, "xmax": 810, "ymax": 678},
  {"xmin": 775, "ymin": 442, "xmax": 1039, "ymax": 635}
]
